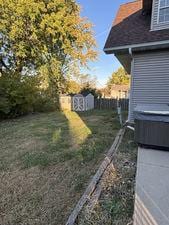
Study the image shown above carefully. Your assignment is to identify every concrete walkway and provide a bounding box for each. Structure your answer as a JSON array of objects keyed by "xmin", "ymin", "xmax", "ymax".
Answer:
[{"xmin": 134, "ymin": 147, "xmax": 169, "ymax": 225}]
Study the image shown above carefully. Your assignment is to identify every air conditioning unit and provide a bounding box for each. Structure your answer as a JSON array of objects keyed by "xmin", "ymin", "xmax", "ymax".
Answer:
[{"xmin": 134, "ymin": 104, "xmax": 169, "ymax": 150}]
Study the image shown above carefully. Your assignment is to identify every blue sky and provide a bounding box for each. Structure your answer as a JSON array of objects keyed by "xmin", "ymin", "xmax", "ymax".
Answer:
[{"xmin": 77, "ymin": 0, "xmax": 128, "ymax": 87}]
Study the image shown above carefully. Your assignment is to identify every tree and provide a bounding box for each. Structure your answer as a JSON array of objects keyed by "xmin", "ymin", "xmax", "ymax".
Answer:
[
  {"xmin": 0, "ymin": 0, "xmax": 97, "ymax": 117},
  {"xmin": 0, "ymin": 0, "xmax": 96, "ymax": 88},
  {"xmin": 80, "ymin": 86, "xmax": 102, "ymax": 98},
  {"xmin": 65, "ymin": 80, "xmax": 81, "ymax": 94},
  {"xmin": 0, "ymin": 73, "xmax": 40, "ymax": 118},
  {"xmin": 80, "ymin": 77, "xmax": 101, "ymax": 98},
  {"xmin": 64, "ymin": 72, "xmax": 97, "ymax": 95},
  {"xmin": 107, "ymin": 67, "xmax": 130, "ymax": 90},
  {"xmin": 74, "ymin": 73, "xmax": 97, "ymax": 89}
]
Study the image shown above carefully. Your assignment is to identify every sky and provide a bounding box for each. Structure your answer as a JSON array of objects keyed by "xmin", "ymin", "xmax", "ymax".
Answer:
[{"xmin": 76, "ymin": 0, "xmax": 128, "ymax": 88}]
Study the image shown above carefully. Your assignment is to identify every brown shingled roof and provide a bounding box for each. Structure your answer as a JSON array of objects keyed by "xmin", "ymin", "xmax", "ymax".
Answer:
[{"xmin": 104, "ymin": 0, "xmax": 169, "ymax": 53}]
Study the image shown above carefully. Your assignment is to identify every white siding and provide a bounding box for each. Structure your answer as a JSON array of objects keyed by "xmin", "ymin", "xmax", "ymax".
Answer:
[
  {"xmin": 151, "ymin": 0, "xmax": 169, "ymax": 31},
  {"xmin": 129, "ymin": 51, "xmax": 169, "ymax": 122}
]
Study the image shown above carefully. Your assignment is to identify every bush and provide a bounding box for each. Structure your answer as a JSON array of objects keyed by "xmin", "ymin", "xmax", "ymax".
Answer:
[
  {"xmin": 0, "ymin": 74, "xmax": 35, "ymax": 118},
  {"xmin": 0, "ymin": 74, "xmax": 58, "ymax": 119},
  {"xmin": 33, "ymin": 94, "xmax": 57, "ymax": 113}
]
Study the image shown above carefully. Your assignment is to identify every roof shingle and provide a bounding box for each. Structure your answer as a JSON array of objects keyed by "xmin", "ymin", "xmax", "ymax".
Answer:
[{"xmin": 104, "ymin": 0, "xmax": 169, "ymax": 52}]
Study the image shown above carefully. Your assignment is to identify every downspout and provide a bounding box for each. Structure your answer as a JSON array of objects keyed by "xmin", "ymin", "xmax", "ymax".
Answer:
[
  {"xmin": 126, "ymin": 47, "xmax": 135, "ymax": 131},
  {"xmin": 129, "ymin": 47, "xmax": 133, "ymax": 58}
]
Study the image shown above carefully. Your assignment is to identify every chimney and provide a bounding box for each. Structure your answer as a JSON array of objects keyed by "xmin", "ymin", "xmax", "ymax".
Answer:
[{"xmin": 142, "ymin": 0, "xmax": 153, "ymax": 13}]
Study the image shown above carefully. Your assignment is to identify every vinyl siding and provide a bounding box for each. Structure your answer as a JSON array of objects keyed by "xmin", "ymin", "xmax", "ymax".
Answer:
[
  {"xmin": 151, "ymin": 0, "xmax": 169, "ymax": 31},
  {"xmin": 129, "ymin": 51, "xmax": 169, "ymax": 122}
]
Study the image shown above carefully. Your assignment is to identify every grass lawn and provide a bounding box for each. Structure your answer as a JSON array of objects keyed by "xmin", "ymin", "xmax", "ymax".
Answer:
[{"xmin": 0, "ymin": 110, "xmax": 121, "ymax": 225}]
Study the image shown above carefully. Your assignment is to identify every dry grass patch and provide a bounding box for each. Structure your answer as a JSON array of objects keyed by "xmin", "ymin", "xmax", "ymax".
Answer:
[
  {"xmin": 0, "ymin": 110, "xmax": 120, "ymax": 225},
  {"xmin": 76, "ymin": 130, "xmax": 137, "ymax": 225}
]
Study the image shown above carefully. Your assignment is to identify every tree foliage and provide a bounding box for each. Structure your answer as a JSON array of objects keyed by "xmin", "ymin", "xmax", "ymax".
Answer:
[
  {"xmin": 0, "ymin": 0, "xmax": 97, "ymax": 117},
  {"xmin": 64, "ymin": 73, "xmax": 100, "ymax": 96},
  {"xmin": 0, "ymin": 0, "xmax": 96, "ymax": 74},
  {"xmin": 107, "ymin": 67, "xmax": 130, "ymax": 89},
  {"xmin": 80, "ymin": 86, "xmax": 102, "ymax": 98},
  {"xmin": 65, "ymin": 80, "xmax": 81, "ymax": 94},
  {"xmin": 0, "ymin": 74, "xmax": 39, "ymax": 118}
]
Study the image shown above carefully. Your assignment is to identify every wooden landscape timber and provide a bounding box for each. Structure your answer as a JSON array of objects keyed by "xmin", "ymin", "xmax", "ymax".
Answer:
[{"xmin": 66, "ymin": 128, "xmax": 126, "ymax": 225}]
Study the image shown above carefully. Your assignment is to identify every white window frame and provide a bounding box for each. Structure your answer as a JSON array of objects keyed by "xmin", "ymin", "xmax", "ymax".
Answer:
[{"xmin": 158, "ymin": 0, "xmax": 169, "ymax": 23}]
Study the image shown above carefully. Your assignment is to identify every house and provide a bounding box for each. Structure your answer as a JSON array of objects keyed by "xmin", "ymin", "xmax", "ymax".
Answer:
[
  {"xmin": 104, "ymin": 0, "xmax": 169, "ymax": 123},
  {"xmin": 104, "ymin": 1, "xmax": 169, "ymax": 225},
  {"xmin": 110, "ymin": 84, "xmax": 130, "ymax": 99},
  {"xmin": 99, "ymin": 85, "xmax": 130, "ymax": 99},
  {"xmin": 99, "ymin": 87, "xmax": 111, "ymax": 98}
]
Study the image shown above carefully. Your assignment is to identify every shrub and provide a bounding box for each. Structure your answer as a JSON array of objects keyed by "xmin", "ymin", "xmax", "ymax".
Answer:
[
  {"xmin": 33, "ymin": 94, "xmax": 57, "ymax": 113},
  {"xmin": 1, "ymin": 74, "xmax": 36, "ymax": 118},
  {"xmin": 0, "ymin": 74, "xmax": 58, "ymax": 119}
]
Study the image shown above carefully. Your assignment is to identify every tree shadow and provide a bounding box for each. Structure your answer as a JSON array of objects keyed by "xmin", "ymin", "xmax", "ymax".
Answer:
[{"xmin": 62, "ymin": 110, "xmax": 121, "ymax": 163}]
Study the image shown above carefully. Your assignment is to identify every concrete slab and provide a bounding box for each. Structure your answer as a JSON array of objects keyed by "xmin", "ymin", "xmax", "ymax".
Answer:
[
  {"xmin": 134, "ymin": 147, "xmax": 169, "ymax": 225},
  {"xmin": 138, "ymin": 147, "xmax": 169, "ymax": 168}
]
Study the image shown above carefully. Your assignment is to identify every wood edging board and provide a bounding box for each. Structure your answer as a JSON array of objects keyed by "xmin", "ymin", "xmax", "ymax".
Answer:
[{"xmin": 65, "ymin": 128, "xmax": 126, "ymax": 225}]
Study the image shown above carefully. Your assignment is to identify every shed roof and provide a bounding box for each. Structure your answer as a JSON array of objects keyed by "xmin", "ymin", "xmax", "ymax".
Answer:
[
  {"xmin": 80, "ymin": 91, "xmax": 93, "ymax": 97},
  {"xmin": 74, "ymin": 93, "xmax": 92, "ymax": 97},
  {"xmin": 74, "ymin": 94, "xmax": 84, "ymax": 97},
  {"xmin": 104, "ymin": 0, "xmax": 169, "ymax": 53}
]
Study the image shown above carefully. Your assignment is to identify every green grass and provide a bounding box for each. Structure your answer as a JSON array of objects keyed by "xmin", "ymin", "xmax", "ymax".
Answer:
[{"xmin": 0, "ymin": 110, "xmax": 121, "ymax": 225}]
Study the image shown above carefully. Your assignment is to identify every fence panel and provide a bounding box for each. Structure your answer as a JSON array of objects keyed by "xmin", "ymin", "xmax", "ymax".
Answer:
[
  {"xmin": 119, "ymin": 99, "xmax": 129, "ymax": 111},
  {"xmin": 94, "ymin": 98, "xmax": 129, "ymax": 111}
]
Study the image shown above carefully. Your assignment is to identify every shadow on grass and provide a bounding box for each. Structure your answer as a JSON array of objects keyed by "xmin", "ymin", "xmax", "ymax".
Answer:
[{"xmin": 19, "ymin": 110, "xmax": 121, "ymax": 170}]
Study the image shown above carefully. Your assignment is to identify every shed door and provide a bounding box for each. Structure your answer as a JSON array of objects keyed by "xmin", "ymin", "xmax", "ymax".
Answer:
[{"xmin": 73, "ymin": 97, "xmax": 84, "ymax": 111}]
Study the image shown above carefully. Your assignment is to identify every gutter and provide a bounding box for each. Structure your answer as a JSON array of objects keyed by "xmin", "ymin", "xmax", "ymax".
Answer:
[{"xmin": 104, "ymin": 39, "xmax": 169, "ymax": 53}]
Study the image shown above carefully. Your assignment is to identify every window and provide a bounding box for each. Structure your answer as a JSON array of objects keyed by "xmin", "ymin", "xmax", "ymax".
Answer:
[{"xmin": 159, "ymin": 0, "xmax": 169, "ymax": 23}]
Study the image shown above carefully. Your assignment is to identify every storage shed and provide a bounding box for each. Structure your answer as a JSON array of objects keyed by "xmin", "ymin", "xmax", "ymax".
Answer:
[
  {"xmin": 72, "ymin": 93, "xmax": 94, "ymax": 112},
  {"xmin": 59, "ymin": 95, "xmax": 72, "ymax": 111}
]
